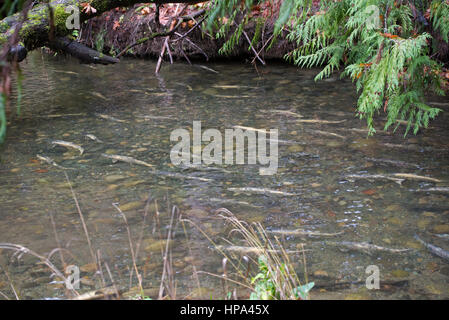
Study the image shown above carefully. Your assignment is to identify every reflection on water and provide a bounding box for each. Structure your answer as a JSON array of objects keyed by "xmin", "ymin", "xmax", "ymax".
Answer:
[{"xmin": 0, "ymin": 52, "xmax": 448, "ymax": 299}]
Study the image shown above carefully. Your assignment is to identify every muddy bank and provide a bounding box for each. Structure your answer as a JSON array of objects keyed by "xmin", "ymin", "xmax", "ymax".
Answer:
[{"xmin": 79, "ymin": 4, "xmax": 296, "ymax": 63}]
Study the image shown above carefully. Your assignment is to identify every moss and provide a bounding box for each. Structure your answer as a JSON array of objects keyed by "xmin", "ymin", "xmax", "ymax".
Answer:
[
  {"xmin": 0, "ymin": 21, "xmax": 9, "ymax": 33},
  {"xmin": 25, "ymin": 4, "xmax": 73, "ymax": 36},
  {"xmin": 1, "ymin": 0, "xmax": 132, "ymax": 49},
  {"xmin": 0, "ymin": 0, "xmax": 83, "ymax": 50},
  {"xmin": 28, "ymin": 11, "xmax": 45, "ymax": 24},
  {"xmin": 18, "ymin": 6, "xmax": 48, "ymax": 42},
  {"xmin": 52, "ymin": 4, "xmax": 72, "ymax": 35},
  {"xmin": 19, "ymin": 23, "xmax": 39, "ymax": 41}
]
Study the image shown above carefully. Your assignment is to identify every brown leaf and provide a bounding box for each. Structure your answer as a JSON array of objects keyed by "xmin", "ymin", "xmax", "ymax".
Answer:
[
  {"xmin": 141, "ymin": 7, "xmax": 151, "ymax": 15},
  {"xmin": 327, "ymin": 210, "xmax": 336, "ymax": 217},
  {"xmin": 362, "ymin": 189, "xmax": 376, "ymax": 195}
]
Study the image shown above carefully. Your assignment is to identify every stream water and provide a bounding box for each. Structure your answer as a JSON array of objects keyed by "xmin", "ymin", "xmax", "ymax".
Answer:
[{"xmin": 0, "ymin": 52, "xmax": 448, "ymax": 299}]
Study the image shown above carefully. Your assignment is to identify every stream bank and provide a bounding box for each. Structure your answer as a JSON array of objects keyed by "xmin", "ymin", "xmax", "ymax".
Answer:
[{"xmin": 79, "ymin": 3, "xmax": 296, "ymax": 64}]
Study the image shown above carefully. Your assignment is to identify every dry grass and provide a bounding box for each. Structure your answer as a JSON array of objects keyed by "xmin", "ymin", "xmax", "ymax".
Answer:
[{"xmin": 182, "ymin": 208, "xmax": 311, "ymax": 300}]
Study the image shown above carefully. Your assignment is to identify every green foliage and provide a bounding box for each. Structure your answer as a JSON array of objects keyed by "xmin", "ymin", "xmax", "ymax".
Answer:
[
  {"xmin": 250, "ymin": 255, "xmax": 314, "ymax": 300},
  {"xmin": 209, "ymin": 0, "xmax": 448, "ymax": 136},
  {"xmin": 0, "ymin": 0, "xmax": 447, "ymax": 142},
  {"xmin": 0, "ymin": 1, "xmax": 30, "ymax": 145},
  {"xmin": 95, "ymin": 28, "xmax": 107, "ymax": 53},
  {"xmin": 293, "ymin": 282, "xmax": 315, "ymax": 300},
  {"xmin": 0, "ymin": 0, "xmax": 26, "ymax": 19},
  {"xmin": 430, "ymin": 0, "xmax": 449, "ymax": 43},
  {"xmin": 71, "ymin": 29, "xmax": 80, "ymax": 39},
  {"xmin": 250, "ymin": 255, "xmax": 277, "ymax": 300},
  {"xmin": 130, "ymin": 293, "xmax": 152, "ymax": 300},
  {"xmin": 274, "ymin": 0, "xmax": 295, "ymax": 35},
  {"xmin": 208, "ymin": 0, "xmax": 255, "ymax": 55},
  {"xmin": 284, "ymin": 0, "xmax": 445, "ymax": 135},
  {"xmin": 0, "ymin": 68, "xmax": 25, "ymax": 144},
  {"xmin": 345, "ymin": 33, "xmax": 443, "ymax": 135},
  {"xmin": 249, "ymin": 17, "xmax": 264, "ymax": 51},
  {"xmin": 219, "ymin": 14, "xmax": 246, "ymax": 55},
  {"xmin": 207, "ymin": 0, "xmax": 253, "ymax": 29}
]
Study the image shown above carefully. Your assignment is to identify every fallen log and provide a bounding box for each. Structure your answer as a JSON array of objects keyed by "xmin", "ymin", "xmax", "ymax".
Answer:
[
  {"xmin": 51, "ymin": 36, "xmax": 119, "ymax": 64},
  {"xmin": 0, "ymin": 0, "xmax": 208, "ymax": 62}
]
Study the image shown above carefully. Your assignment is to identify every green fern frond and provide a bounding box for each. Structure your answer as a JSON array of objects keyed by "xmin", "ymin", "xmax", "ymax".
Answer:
[{"xmin": 430, "ymin": 0, "xmax": 449, "ymax": 42}]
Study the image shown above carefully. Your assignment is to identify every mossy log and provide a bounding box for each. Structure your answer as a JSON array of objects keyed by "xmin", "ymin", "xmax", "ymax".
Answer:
[{"xmin": 0, "ymin": 0, "xmax": 206, "ymax": 63}]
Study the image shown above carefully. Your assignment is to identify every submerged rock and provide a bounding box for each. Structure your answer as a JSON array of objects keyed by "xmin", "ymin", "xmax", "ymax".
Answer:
[
  {"xmin": 80, "ymin": 263, "xmax": 98, "ymax": 273},
  {"xmin": 406, "ymin": 240, "xmax": 423, "ymax": 250},
  {"xmin": 144, "ymin": 239, "xmax": 172, "ymax": 253},
  {"xmin": 119, "ymin": 201, "xmax": 145, "ymax": 211},
  {"xmin": 391, "ymin": 269, "xmax": 409, "ymax": 278},
  {"xmin": 312, "ymin": 270, "xmax": 329, "ymax": 278},
  {"xmin": 184, "ymin": 208, "xmax": 209, "ymax": 218},
  {"xmin": 387, "ymin": 217, "xmax": 404, "ymax": 226},
  {"xmin": 104, "ymin": 175, "xmax": 127, "ymax": 183},
  {"xmin": 417, "ymin": 219, "xmax": 432, "ymax": 229},
  {"xmin": 288, "ymin": 145, "xmax": 304, "ymax": 153},
  {"xmin": 433, "ymin": 224, "xmax": 449, "ymax": 234},
  {"xmin": 344, "ymin": 293, "xmax": 371, "ymax": 300}
]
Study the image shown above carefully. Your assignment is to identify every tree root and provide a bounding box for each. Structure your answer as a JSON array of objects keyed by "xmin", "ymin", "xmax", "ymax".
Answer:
[{"xmin": 116, "ymin": 9, "xmax": 205, "ymax": 59}]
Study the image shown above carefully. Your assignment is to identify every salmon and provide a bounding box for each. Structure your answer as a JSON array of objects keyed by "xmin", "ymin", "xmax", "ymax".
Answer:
[
  {"xmin": 52, "ymin": 140, "xmax": 84, "ymax": 155},
  {"xmin": 270, "ymin": 229, "xmax": 344, "ymax": 238},
  {"xmin": 327, "ymin": 241, "xmax": 412, "ymax": 256},
  {"xmin": 101, "ymin": 154, "xmax": 153, "ymax": 167},
  {"xmin": 414, "ymin": 234, "xmax": 449, "ymax": 262},
  {"xmin": 227, "ymin": 187, "xmax": 298, "ymax": 196}
]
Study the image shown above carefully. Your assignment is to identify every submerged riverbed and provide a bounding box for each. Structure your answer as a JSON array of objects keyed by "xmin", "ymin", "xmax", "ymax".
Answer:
[{"xmin": 0, "ymin": 52, "xmax": 448, "ymax": 299}]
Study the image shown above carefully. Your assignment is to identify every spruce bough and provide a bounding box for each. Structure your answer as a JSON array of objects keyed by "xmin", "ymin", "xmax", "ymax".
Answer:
[{"xmin": 208, "ymin": 0, "xmax": 448, "ymax": 135}]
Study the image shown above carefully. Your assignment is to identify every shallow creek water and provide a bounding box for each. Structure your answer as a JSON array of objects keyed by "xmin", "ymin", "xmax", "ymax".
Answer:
[{"xmin": 0, "ymin": 52, "xmax": 448, "ymax": 299}]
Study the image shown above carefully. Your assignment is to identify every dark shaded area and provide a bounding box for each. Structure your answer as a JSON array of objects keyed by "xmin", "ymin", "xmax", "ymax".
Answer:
[{"xmin": 7, "ymin": 43, "xmax": 27, "ymax": 61}]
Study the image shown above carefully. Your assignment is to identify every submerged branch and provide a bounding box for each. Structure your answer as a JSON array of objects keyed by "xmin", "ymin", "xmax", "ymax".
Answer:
[{"xmin": 51, "ymin": 36, "xmax": 119, "ymax": 64}]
